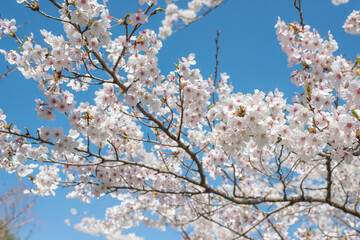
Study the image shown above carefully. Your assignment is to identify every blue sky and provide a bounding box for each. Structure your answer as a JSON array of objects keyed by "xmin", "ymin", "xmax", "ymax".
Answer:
[{"xmin": 0, "ymin": 0, "xmax": 359, "ymax": 239}]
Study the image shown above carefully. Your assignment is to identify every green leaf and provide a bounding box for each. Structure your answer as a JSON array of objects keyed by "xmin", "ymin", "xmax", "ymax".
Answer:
[
  {"xmin": 356, "ymin": 57, "xmax": 360, "ymax": 65},
  {"xmin": 352, "ymin": 109, "xmax": 360, "ymax": 120},
  {"xmin": 305, "ymin": 84, "xmax": 311, "ymax": 96},
  {"xmin": 156, "ymin": 8, "xmax": 165, "ymax": 12},
  {"xmin": 124, "ymin": 13, "xmax": 130, "ymax": 21}
]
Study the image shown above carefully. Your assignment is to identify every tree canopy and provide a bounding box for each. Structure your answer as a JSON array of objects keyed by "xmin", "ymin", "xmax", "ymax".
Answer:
[{"xmin": 0, "ymin": 0, "xmax": 360, "ymax": 239}]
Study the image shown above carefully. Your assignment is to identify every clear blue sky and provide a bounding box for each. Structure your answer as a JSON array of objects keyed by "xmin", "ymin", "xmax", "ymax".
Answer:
[{"xmin": 0, "ymin": 0, "xmax": 359, "ymax": 239}]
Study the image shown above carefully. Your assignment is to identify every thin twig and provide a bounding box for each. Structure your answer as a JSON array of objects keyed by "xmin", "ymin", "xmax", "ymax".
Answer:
[
  {"xmin": 212, "ymin": 29, "xmax": 220, "ymax": 105},
  {"xmin": 173, "ymin": 1, "xmax": 226, "ymax": 34},
  {"xmin": 293, "ymin": 0, "xmax": 304, "ymax": 27},
  {"xmin": 0, "ymin": 66, "xmax": 16, "ymax": 80}
]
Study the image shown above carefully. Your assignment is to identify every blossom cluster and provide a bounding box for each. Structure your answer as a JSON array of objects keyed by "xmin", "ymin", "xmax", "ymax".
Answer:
[
  {"xmin": 0, "ymin": 18, "xmax": 17, "ymax": 39},
  {"xmin": 275, "ymin": 17, "xmax": 360, "ymax": 161},
  {"xmin": 158, "ymin": 0, "xmax": 223, "ymax": 39},
  {"xmin": 332, "ymin": 0, "xmax": 351, "ymax": 5},
  {"xmin": 343, "ymin": 10, "xmax": 360, "ymax": 34}
]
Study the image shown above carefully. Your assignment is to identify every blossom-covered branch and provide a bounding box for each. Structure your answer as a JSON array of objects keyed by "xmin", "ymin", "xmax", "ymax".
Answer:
[{"xmin": 0, "ymin": 0, "xmax": 359, "ymax": 239}]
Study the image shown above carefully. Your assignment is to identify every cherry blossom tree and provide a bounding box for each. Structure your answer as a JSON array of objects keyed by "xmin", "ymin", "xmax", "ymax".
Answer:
[
  {"xmin": 0, "ymin": 0, "xmax": 360, "ymax": 239},
  {"xmin": 0, "ymin": 184, "xmax": 36, "ymax": 240}
]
